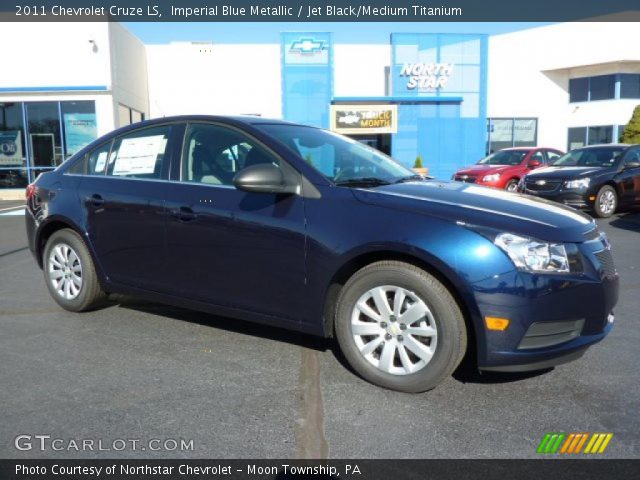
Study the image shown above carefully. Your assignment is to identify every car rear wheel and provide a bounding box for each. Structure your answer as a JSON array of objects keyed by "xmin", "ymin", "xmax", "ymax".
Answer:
[
  {"xmin": 335, "ymin": 261, "xmax": 467, "ymax": 393},
  {"xmin": 505, "ymin": 179, "xmax": 519, "ymax": 192},
  {"xmin": 593, "ymin": 185, "xmax": 617, "ymax": 218},
  {"xmin": 43, "ymin": 228, "xmax": 107, "ymax": 312}
]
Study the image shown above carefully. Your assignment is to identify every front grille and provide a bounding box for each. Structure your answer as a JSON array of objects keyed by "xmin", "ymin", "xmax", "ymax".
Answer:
[
  {"xmin": 454, "ymin": 175, "xmax": 477, "ymax": 183},
  {"xmin": 518, "ymin": 319, "xmax": 585, "ymax": 350},
  {"xmin": 584, "ymin": 228, "xmax": 600, "ymax": 241},
  {"xmin": 595, "ymin": 249, "xmax": 616, "ymax": 277},
  {"xmin": 524, "ymin": 178, "xmax": 561, "ymax": 192}
]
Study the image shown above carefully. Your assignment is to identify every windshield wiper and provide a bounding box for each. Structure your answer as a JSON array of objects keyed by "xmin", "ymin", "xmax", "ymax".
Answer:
[
  {"xmin": 393, "ymin": 174, "xmax": 426, "ymax": 184},
  {"xmin": 334, "ymin": 177, "xmax": 392, "ymax": 187}
]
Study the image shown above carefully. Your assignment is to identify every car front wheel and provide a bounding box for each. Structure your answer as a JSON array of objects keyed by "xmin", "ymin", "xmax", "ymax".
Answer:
[
  {"xmin": 593, "ymin": 185, "xmax": 617, "ymax": 218},
  {"xmin": 335, "ymin": 261, "xmax": 467, "ymax": 393},
  {"xmin": 43, "ymin": 228, "xmax": 107, "ymax": 312},
  {"xmin": 505, "ymin": 179, "xmax": 519, "ymax": 192}
]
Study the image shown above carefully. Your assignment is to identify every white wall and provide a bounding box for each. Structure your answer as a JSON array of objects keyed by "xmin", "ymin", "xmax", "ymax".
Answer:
[
  {"xmin": 333, "ymin": 45, "xmax": 390, "ymax": 97},
  {"xmin": 146, "ymin": 43, "xmax": 281, "ymax": 119},
  {"xmin": 109, "ymin": 23, "xmax": 149, "ymax": 127},
  {"xmin": 488, "ymin": 23, "xmax": 640, "ymax": 150},
  {"xmin": 0, "ymin": 22, "xmax": 111, "ymax": 89}
]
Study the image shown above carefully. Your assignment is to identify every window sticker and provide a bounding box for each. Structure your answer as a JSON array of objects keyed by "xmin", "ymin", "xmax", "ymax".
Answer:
[
  {"xmin": 94, "ymin": 151, "xmax": 108, "ymax": 173},
  {"xmin": 113, "ymin": 135, "xmax": 166, "ymax": 175}
]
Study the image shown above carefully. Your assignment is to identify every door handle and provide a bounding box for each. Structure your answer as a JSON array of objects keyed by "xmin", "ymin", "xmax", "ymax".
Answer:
[
  {"xmin": 85, "ymin": 194, "xmax": 104, "ymax": 207},
  {"xmin": 170, "ymin": 206, "xmax": 197, "ymax": 222}
]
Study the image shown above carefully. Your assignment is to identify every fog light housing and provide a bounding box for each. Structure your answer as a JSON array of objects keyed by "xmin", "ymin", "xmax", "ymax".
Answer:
[{"xmin": 485, "ymin": 316, "xmax": 510, "ymax": 331}]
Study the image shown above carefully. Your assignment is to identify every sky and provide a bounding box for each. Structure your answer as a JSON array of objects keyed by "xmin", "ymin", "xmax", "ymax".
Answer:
[{"xmin": 125, "ymin": 22, "xmax": 553, "ymax": 44}]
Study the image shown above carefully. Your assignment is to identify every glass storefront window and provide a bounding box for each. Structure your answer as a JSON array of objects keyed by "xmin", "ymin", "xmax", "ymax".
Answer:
[
  {"xmin": 589, "ymin": 75, "xmax": 616, "ymax": 101},
  {"xmin": 618, "ymin": 125, "xmax": 627, "ymax": 142},
  {"xmin": 61, "ymin": 101, "xmax": 97, "ymax": 159},
  {"xmin": 0, "ymin": 100, "xmax": 98, "ymax": 187},
  {"xmin": 620, "ymin": 74, "xmax": 640, "ymax": 99},
  {"xmin": 26, "ymin": 102, "xmax": 63, "ymax": 171},
  {"xmin": 569, "ymin": 78, "xmax": 589, "ymax": 103},
  {"xmin": 487, "ymin": 118, "xmax": 537, "ymax": 154},
  {"xmin": 588, "ymin": 126, "xmax": 613, "ymax": 145},
  {"xmin": 568, "ymin": 127, "xmax": 587, "ymax": 151},
  {"xmin": 0, "ymin": 102, "xmax": 28, "ymax": 189}
]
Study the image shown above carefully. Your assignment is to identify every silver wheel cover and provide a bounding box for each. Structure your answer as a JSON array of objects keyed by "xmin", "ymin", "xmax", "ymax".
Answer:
[
  {"xmin": 599, "ymin": 190, "xmax": 616, "ymax": 215},
  {"xmin": 48, "ymin": 243, "xmax": 83, "ymax": 300},
  {"xmin": 351, "ymin": 285, "xmax": 438, "ymax": 376}
]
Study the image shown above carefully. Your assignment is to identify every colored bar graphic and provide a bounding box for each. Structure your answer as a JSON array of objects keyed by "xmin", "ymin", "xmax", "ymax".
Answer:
[{"xmin": 538, "ymin": 433, "xmax": 613, "ymax": 455}]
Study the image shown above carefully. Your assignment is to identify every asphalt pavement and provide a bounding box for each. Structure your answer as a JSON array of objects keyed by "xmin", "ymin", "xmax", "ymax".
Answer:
[{"xmin": 0, "ymin": 201, "xmax": 638, "ymax": 459}]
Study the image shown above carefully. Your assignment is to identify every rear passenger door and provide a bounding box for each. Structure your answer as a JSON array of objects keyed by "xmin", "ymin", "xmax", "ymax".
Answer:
[{"xmin": 77, "ymin": 124, "xmax": 180, "ymax": 291}]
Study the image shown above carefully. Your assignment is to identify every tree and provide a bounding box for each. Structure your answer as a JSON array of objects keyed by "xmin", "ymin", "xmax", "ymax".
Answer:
[
  {"xmin": 413, "ymin": 155, "xmax": 424, "ymax": 169},
  {"xmin": 621, "ymin": 105, "xmax": 640, "ymax": 144}
]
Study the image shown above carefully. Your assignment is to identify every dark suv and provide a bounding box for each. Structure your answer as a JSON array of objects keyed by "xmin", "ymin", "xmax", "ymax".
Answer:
[{"xmin": 25, "ymin": 116, "xmax": 619, "ymax": 392}]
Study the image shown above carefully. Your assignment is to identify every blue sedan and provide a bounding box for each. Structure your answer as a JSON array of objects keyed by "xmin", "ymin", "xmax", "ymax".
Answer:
[{"xmin": 25, "ymin": 116, "xmax": 618, "ymax": 392}]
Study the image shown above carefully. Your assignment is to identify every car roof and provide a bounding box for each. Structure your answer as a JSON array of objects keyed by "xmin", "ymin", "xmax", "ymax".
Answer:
[
  {"xmin": 137, "ymin": 115, "xmax": 303, "ymax": 127},
  {"xmin": 574, "ymin": 144, "xmax": 634, "ymax": 149}
]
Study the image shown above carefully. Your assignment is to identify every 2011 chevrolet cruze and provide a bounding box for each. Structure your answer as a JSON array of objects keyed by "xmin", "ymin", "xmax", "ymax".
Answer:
[{"xmin": 25, "ymin": 116, "xmax": 619, "ymax": 392}]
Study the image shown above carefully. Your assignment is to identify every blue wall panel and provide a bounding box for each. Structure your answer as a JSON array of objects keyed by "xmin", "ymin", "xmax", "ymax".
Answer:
[
  {"xmin": 390, "ymin": 33, "xmax": 488, "ymax": 178},
  {"xmin": 281, "ymin": 33, "xmax": 333, "ymax": 129}
]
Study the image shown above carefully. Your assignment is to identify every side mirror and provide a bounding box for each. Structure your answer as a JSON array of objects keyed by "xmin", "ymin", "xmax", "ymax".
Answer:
[
  {"xmin": 527, "ymin": 160, "xmax": 542, "ymax": 169},
  {"xmin": 233, "ymin": 163, "xmax": 300, "ymax": 195}
]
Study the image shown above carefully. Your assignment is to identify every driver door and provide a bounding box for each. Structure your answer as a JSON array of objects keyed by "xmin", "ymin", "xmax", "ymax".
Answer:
[
  {"xmin": 162, "ymin": 122, "xmax": 308, "ymax": 321},
  {"xmin": 617, "ymin": 147, "xmax": 640, "ymax": 206}
]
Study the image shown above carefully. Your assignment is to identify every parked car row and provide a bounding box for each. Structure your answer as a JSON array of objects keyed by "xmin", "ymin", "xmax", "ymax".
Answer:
[{"xmin": 453, "ymin": 144, "xmax": 640, "ymax": 218}]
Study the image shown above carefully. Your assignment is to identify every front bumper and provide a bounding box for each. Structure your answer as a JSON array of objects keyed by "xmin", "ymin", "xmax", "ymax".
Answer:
[
  {"xmin": 472, "ymin": 237, "xmax": 619, "ymax": 372},
  {"xmin": 522, "ymin": 188, "xmax": 593, "ymax": 209}
]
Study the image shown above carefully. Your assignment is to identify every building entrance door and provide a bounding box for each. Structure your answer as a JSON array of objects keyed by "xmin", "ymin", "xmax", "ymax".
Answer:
[{"xmin": 348, "ymin": 134, "xmax": 392, "ymax": 156}]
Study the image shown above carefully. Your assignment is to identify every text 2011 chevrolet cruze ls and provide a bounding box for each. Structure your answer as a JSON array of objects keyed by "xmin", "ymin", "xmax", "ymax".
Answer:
[{"xmin": 25, "ymin": 116, "xmax": 619, "ymax": 392}]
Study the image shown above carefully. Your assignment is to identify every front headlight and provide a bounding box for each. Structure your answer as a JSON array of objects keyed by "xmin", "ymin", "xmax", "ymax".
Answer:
[
  {"xmin": 564, "ymin": 178, "xmax": 590, "ymax": 189},
  {"xmin": 494, "ymin": 233, "xmax": 570, "ymax": 273},
  {"xmin": 482, "ymin": 173, "xmax": 501, "ymax": 182}
]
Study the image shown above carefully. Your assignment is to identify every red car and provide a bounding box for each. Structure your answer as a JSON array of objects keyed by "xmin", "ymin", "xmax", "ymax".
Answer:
[{"xmin": 452, "ymin": 147, "xmax": 564, "ymax": 191}]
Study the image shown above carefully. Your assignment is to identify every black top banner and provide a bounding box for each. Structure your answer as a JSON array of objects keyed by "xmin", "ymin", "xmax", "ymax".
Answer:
[{"xmin": 1, "ymin": 0, "xmax": 640, "ymax": 22}]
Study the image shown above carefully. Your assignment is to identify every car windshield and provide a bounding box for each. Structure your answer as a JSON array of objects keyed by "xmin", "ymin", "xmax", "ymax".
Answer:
[
  {"xmin": 551, "ymin": 147, "xmax": 625, "ymax": 167},
  {"xmin": 477, "ymin": 150, "xmax": 528, "ymax": 166},
  {"xmin": 256, "ymin": 124, "xmax": 416, "ymax": 186}
]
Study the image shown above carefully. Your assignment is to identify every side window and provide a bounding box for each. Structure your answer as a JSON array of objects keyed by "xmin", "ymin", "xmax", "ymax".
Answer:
[
  {"xmin": 546, "ymin": 150, "xmax": 562, "ymax": 164},
  {"xmin": 530, "ymin": 150, "xmax": 545, "ymax": 163},
  {"xmin": 182, "ymin": 123, "xmax": 280, "ymax": 186},
  {"xmin": 624, "ymin": 148, "xmax": 640, "ymax": 166},
  {"xmin": 106, "ymin": 125, "xmax": 172, "ymax": 179},
  {"xmin": 67, "ymin": 141, "xmax": 111, "ymax": 175}
]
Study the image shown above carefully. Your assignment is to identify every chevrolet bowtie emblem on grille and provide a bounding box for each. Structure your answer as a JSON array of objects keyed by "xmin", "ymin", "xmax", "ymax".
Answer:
[{"xmin": 535, "ymin": 179, "xmax": 547, "ymax": 185}]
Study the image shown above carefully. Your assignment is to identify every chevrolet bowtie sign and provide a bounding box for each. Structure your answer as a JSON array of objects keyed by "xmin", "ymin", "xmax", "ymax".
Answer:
[{"xmin": 289, "ymin": 38, "xmax": 326, "ymax": 55}]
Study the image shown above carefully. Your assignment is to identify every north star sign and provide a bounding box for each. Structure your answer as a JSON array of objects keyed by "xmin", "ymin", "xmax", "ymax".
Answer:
[{"xmin": 400, "ymin": 63, "xmax": 454, "ymax": 90}]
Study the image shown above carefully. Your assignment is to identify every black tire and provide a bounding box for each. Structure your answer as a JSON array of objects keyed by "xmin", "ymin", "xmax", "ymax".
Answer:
[
  {"xmin": 505, "ymin": 179, "xmax": 519, "ymax": 192},
  {"xmin": 334, "ymin": 261, "xmax": 467, "ymax": 393},
  {"xmin": 593, "ymin": 185, "xmax": 617, "ymax": 218},
  {"xmin": 42, "ymin": 228, "xmax": 107, "ymax": 312}
]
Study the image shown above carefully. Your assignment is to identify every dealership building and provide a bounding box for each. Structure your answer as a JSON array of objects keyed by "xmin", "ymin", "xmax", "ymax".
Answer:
[{"xmin": 0, "ymin": 21, "xmax": 638, "ymax": 194}]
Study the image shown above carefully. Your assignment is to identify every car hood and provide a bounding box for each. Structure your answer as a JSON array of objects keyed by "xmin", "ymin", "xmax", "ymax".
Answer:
[
  {"xmin": 352, "ymin": 181, "xmax": 595, "ymax": 243},
  {"xmin": 526, "ymin": 166, "xmax": 612, "ymax": 179},
  {"xmin": 455, "ymin": 164, "xmax": 513, "ymax": 175}
]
